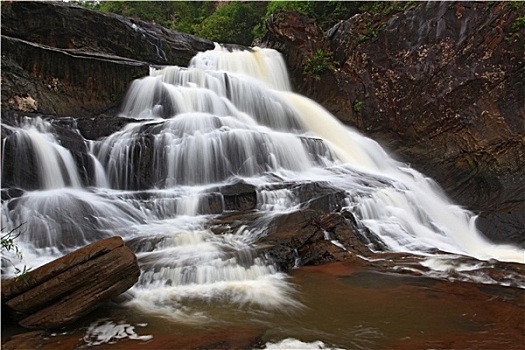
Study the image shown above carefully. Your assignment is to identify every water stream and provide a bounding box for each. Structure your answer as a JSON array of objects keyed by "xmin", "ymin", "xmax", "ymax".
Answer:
[{"xmin": 1, "ymin": 45, "xmax": 523, "ymax": 347}]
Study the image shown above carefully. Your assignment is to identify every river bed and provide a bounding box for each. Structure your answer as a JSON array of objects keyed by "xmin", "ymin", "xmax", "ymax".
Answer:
[{"xmin": 3, "ymin": 261, "xmax": 523, "ymax": 350}]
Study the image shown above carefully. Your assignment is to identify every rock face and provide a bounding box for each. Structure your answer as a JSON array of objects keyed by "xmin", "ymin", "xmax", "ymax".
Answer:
[
  {"xmin": 1, "ymin": 1, "xmax": 213, "ymax": 66},
  {"xmin": 1, "ymin": 1, "xmax": 214, "ymax": 117},
  {"xmin": 1, "ymin": 2, "xmax": 522, "ymax": 258},
  {"xmin": 260, "ymin": 209, "xmax": 374, "ymax": 271},
  {"xmin": 1, "ymin": 35, "xmax": 149, "ymax": 118},
  {"xmin": 1, "ymin": 237, "xmax": 140, "ymax": 329},
  {"xmin": 262, "ymin": 2, "xmax": 525, "ymax": 244}
]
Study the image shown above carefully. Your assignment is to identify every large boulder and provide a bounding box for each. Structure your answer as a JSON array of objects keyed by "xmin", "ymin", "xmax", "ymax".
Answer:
[
  {"xmin": 1, "ymin": 236, "xmax": 140, "ymax": 330},
  {"xmin": 262, "ymin": 2, "xmax": 525, "ymax": 244},
  {"xmin": 259, "ymin": 209, "xmax": 375, "ymax": 271}
]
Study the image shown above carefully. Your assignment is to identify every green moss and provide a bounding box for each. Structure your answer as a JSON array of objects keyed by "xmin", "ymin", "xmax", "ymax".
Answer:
[{"xmin": 360, "ymin": 1, "xmax": 416, "ymax": 15}]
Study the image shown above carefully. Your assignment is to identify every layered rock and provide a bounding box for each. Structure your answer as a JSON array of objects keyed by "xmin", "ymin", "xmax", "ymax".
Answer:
[
  {"xmin": 1, "ymin": 236, "xmax": 140, "ymax": 329},
  {"xmin": 208, "ymin": 182, "xmax": 375, "ymax": 272},
  {"xmin": 262, "ymin": 2, "xmax": 525, "ymax": 244},
  {"xmin": 1, "ymin": 35, "xmax": 149, "ymax": 118},
  {"xmin": 1, "ymin": 1, "xmax": 213, "ymax": 66},
  {"xmin": 260, "ymin": 209, "xmax": 371, "ymax": 271},
  {"xmin": 1, "ymin": 1, "xmax": 214, "ymax": 117}
]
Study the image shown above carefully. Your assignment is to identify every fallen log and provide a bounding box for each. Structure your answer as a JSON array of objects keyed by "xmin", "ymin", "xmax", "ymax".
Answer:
[{"xmin": 2, "ymin": 236, "xmax": 140, "ymax": 329}]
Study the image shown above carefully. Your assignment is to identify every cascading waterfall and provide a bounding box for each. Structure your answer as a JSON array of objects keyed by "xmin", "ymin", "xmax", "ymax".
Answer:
[
  {"xmin": 1, "ymin": 118, "xmax": 83, "ymax": 190},
  {"xmin": 1, "ymin": 45, "xmax": 523, "ymax": 324}
]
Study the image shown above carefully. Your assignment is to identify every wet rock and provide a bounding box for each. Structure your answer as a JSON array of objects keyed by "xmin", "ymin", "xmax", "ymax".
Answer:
[
  {"xmin": 260, "ymin": 209, "xmax": 375, "ymax": 271},
  {"xmin": 1, "ymin": 1, "xmax": 214, "ymax": 67},
  {"xmin": 476, "ymin": 201, "xmax": 525, "ymax": 247},
  {"xmin": 72, "ymin": 114, "xmax": 140, "ymax": 141},
  {"xmin": 1, "ymin": 236, "xmax": 140, "ymax": 330},
  {"xmin": 1, "ymin": 1, "xmax": 214, "ymax": 118},
  {"xmin": 262, "ymin": 3, "xmax": 525, "ymax": 244},
  {"xmin": 0, "ymin": 110, "xmax": 96, "ymax": 189},
  {"xmin": 1, "ymin": 35, "xmax": 149, "ymax": 118},
  {"xmin": 295, "ymin": 182, "xmax": 347, "ymax": 212},
  {"xmin": 212, "ymin": 181, "xmax": 258, "ymax": 211}
]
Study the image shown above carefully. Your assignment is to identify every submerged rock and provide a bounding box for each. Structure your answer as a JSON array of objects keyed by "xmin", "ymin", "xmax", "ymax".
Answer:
[{"xmin": 1, "ymin": 236, "xmax": 140, "ymax": 330}]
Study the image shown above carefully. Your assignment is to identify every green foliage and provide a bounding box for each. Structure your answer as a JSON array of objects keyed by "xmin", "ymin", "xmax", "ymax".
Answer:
[
  {"xmin": 304, "ymin": 49, "xmax": 337, "ymax": 81},
  {"xmin": 1, "ymin": 223, "xmax": 30, "ymax": 276},
  {"xmin": 266, "ymin": 1, "xmax": 366, "ymax": 31},
  {"xmin": 74, "ymin": 1, "xmax": 99, "ymax": 10},
  {"xmin": 194, "ymin": 2, "xmax": 267, "ymax": 45},
  {"xmin": 2, "ymin": 224, "xmax": 23, "ymax": 259},
  {"xmin": 81, "ymin": 1, "xmax": 408, "ymax": 46},
  {"xmin": 512, "ymin": 16, "xmax": 525, "ymax": 31},
  {"xmin": 171, "ymin": 2, "xmax": 216, "ymax": 35},
  {"xmin": 353, "ymin": 99, "xmax": 364, "ymax": 112},
  {"xmin": 93, "ymin": 1, "xmax": 265, "ymax": 45},
  {"xmin": 359, "ymin": 1, "xmax": 416, "ymax": 15},
  {"xmin": 91, "ymin": 1, "xmax": 215, "ymax": 34},
  {"xmin": 509, "ymin": 1, "xmax": 525, "ymax": 10},
  {"xmin": 358, "ymin": 20, "xmax": 386, "ymax": 43},
  {"xmin": 95, "ymin": 1, "xmax": 172, "ymax": 29}
]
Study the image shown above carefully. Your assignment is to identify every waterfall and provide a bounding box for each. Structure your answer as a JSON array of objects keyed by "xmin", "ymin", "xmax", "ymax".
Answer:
[
  {"xmin": 1, "ymin": 46, "xmax": 523, "ymax": 324},
  {"xmin": 1, "ymin": 117, "xmax": 83, "ymax": 189}
]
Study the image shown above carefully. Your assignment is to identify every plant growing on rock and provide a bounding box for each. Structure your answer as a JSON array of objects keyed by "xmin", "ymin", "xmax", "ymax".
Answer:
[
  {"xmin": 1, "ymin": 223, "xmax": 30, "ymax": 276},
  {"xmin": 512, "ymin": 16, "xmax": 525, "ymax": 31},
  {"xmin": 304, "ymin": 49, "xmax": 337, "ymax": 81},
  {"xmin": 353, "ymin": 99, "xmax": 364, "ymax": 112}
]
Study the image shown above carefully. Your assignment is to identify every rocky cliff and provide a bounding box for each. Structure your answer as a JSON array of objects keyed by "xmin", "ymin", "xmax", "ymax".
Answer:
[
  {"xmin": 261, "ymin": 2, "xmax": 524, "ymax": 245},
  {"xmin": 1, "ymin": 1, "xmax": 214, "ymax": 117}
]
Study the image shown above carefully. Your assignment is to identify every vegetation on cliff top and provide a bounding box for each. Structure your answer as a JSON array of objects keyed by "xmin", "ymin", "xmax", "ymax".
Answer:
[{"xmin": 79, "ymin": 1, "xmax": 400, "ymax": 46}]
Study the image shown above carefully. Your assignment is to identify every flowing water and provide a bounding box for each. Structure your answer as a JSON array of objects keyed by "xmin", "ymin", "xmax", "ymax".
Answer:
[{"xmin": 1, "ymin": 45, "xmax": 523, "ymax": 348}]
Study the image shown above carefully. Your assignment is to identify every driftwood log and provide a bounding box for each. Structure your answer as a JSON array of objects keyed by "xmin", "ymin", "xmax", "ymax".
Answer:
[{"xmin": 1, "ymin": 236, "xmax": 140, "ymax": 329}]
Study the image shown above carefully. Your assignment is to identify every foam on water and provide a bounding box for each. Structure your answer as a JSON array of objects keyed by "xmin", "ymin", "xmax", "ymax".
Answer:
[{"xmin": 264, "ymin": 338, "xmax": 345, "ymax": 350}]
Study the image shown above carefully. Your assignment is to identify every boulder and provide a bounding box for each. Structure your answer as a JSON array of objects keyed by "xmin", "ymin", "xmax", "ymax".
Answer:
[
  {"xmin": 260, "ymin": 209, "xmax": 375, "ymax": 271},
  {"xmin": 1, "ymin": 236, "xmax": 140, "ymax": 330},
  {"xmin": 211, "ymin": 181, "xmax": 258, "ymax": 212},
  {"xmin": 262, "ymin": 3, "xmax": 525, "ymax": 244}
]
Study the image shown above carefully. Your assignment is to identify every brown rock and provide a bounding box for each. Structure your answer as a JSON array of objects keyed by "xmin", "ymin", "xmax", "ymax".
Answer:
[
  {"xmin": 260, "ymin": 209, "xmax": 374, "ymax": 271},
  {"xmin": 262, "ymin": 3, "xmax": 525, "ymax": 245},
  {"xmin": 2, "ymin": 236, "xmax": 140, "ymax": 330}
]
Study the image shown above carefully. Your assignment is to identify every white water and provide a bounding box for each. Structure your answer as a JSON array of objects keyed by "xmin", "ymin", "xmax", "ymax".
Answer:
[
  {"xmin": 1, "ymin": 46, "xmax": 523, "ymax": 326},
  {"xmin": 264, "ymin": 338, "xmax": 345, "ymax": 350}
]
